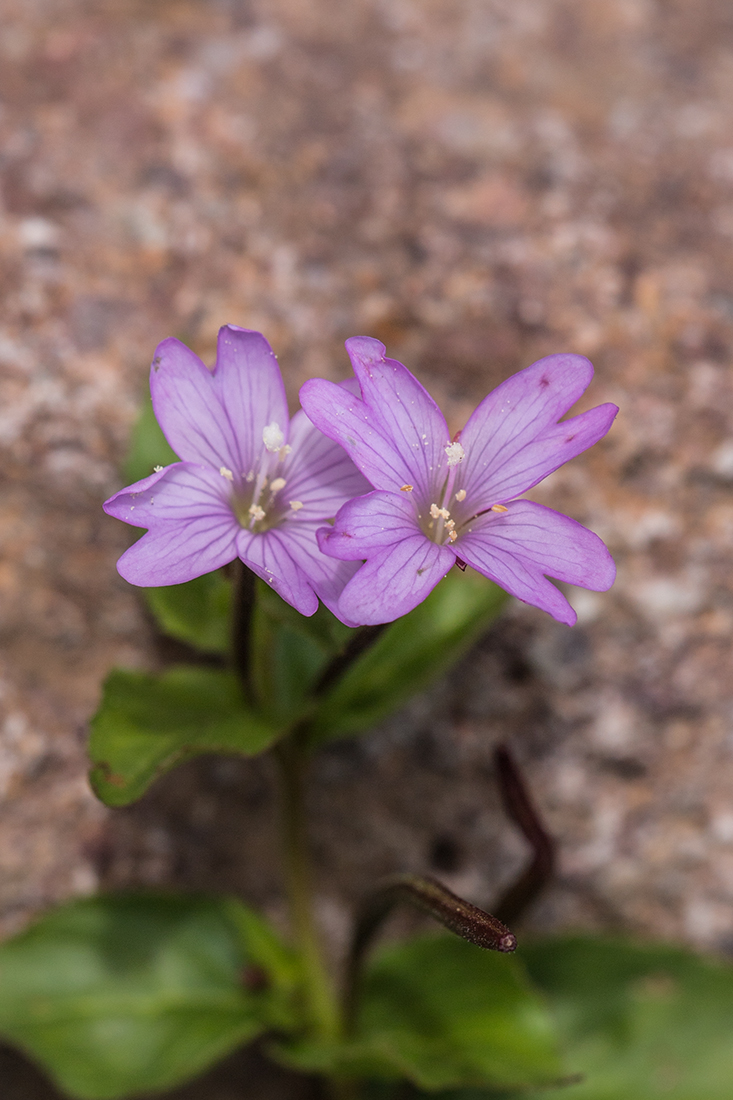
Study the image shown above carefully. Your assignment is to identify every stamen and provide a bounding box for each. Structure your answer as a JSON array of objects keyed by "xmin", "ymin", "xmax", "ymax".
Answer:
[
  {"xmin": 400, "ymin": 484, "xmax": 414, "ymax": 492},
  {"xmin": 263, "ymin": 422, "xmax": 285, "ymax": 452},
  {"xmin": 289, "ymin": 500, "xmax": 304, "ymax": 511},
  {"xmin": 445, "ymin": 441, "xmax": 465, "ymax": 467},
  {"xmin": 445, "ymin": 519, "xmax": 455, "ymax": 530},
  {"xmin": 430, "ymin": 504, "xmax": 450, "ymax": 520},
  {"xmin": 491, "ymin": 504, "xmax": 508, "ymax": 513},
  {"xmin": 249, "ymin": 504, "xmax": 266, "ymax": 521},
  {"xmin": 447, "ymin": 530, "xmax": 457, "ymax": 542},
  {"xmin": 219, "ymin": 466, "xmax": 234, "ymax": 481},
  {"xmin": 270, "ymin": 477, "xmax": 286, "ymax": 493},
  {"xmin": 245, "ymin": 470, "xmax": 255, "ymax": 482},
  {"xmin": 455, "ymin": 489, "xmax": 466, "ymax": 502}
]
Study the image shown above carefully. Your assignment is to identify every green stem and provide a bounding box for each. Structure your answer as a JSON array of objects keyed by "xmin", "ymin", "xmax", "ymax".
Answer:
[{"xmin": 274, "ymin": 735, "xmax": 340, "ymax": 1042}]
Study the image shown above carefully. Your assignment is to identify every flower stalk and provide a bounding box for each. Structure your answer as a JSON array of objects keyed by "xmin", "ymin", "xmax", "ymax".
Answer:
[{"xmin": 273, "ymin": 735, "xmax": 340, "ymax": 1042}]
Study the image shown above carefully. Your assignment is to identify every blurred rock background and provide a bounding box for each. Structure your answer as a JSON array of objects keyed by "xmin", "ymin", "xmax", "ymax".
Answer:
[{"xmin": 2, "ymin": 0, "xmax": 733, "ymax": 1094}]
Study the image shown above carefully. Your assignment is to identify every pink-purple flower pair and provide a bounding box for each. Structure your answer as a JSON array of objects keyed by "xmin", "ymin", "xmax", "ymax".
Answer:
[{"xmin": 105, "ymin": 326, "xmax": 617, "ymax": 628}]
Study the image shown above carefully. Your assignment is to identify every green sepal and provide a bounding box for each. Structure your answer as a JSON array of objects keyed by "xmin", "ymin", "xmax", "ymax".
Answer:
[
  {"xmin": 89, "ymin": 666, "xmax": 282, "ymax": 806},
  {"xmin": 0, "ymin": 893, "xmax": 301, "ymax": 1100},
  {"xmin": 143, "ymin": 572, "xmax": 233, "ymax": 655},
  {"xmin": 306, "ymin": 569, "xmax": 508, "ymax": 746},
  {"xmin": 516, "ymin": 935, "xmax": 733, "ymax": 1099},
  {"xmin": 274, "ymin": 934, "xmax": 563, "ymax": 1091},
  {"xmin": 123, "ymin": 396, "xmax": 179, "ymax": 484}
]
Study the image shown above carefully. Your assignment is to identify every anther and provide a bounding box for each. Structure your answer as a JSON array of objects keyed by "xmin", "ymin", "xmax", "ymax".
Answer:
[
  {"xmin": 270, "ymin": 477, "xmax": 286, "ymax": 493},
  {"xmin": 289, "ymin": 501, "xmax": 304, "ymax": 511},
  {"xmin": 448, "ymin": 530, "xmax": 457, "ymax": 543},
  {"xmin": 219, "ymin": 467, "xmax": 234, "ymax": 481},
  {"xmin": 400, "ymin": 484, "xmax": 414, "ymax": 492},
  {"xmin": 491, "ymin": 504, "xmax": 508, "ymax": 513},
  {"xmin": 430, "ymin": 504, "xmax": 450, "ymax": 520},
  {"xmin": 455, "ymin": 489, "xmax": 466, "ymax": 502},
  {"xmin": 249, "ymin": 504, "xmax": 266, "ymax": 521}
]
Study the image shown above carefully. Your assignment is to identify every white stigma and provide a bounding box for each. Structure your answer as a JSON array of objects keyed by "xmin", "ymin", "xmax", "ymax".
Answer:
[
  {"xmin": 455, "ymin": 488, "xmax": 466, "ymax": 502},
  {"xmin": 263, "ymin": 422, "xmax": 285, "ymax": 452},
  {"xmin": 289, "ymin": 500, "xmax": 304, "ymax": 511},
  {"xmin": 219, "ymin": 466, "xmax": 234, "ymax": 481},
  {"xmin": 445, "ymin": 441, "xmax": 465, "ymax": 467},
  {"xmin": 153, "ymin": 464, "xmax": 164, "ymax": 472},
  {"xmin": 249, "ymin": 504, "xmax": 266, "ymax": 521},
  {"xmin": 270, "ymin": 477, "xmax": 286, "ymax": 493}
]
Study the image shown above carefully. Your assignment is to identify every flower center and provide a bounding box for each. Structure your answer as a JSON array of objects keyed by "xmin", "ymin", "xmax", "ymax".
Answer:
[{"xmin": 225, "ymin": 423, "xmax": 303, "ymax": 533}]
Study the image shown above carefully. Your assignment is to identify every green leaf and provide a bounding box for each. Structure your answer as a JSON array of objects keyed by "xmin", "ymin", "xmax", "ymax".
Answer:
[
  {"xmin": 144, "ymin": 572, "xmax": 233, "ymax": 655},
  {"xmin": 123, "ymin": 396, "xmax": 179, "ymax": 484},
  {"xmin": 515, "ymin": 935, "xmax": 733, "ymax": 1100},
  {"xmin": 0, "ymin": 893, "xmax": 298, "ymax": 1100},
  {"xmin": 89, "ymin": 666, "xmax": 281, "ymax": 806},
  {"xmin": 306, "ymin": 569, "xmax": 508, "ymax": 745},
  {"xmin": 275, "ymin": 934, "xmax": 563, "ymax": 1091}
]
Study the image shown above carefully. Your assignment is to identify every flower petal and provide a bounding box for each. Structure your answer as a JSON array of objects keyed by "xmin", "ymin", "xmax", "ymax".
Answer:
[
  {"xmin": 104, "ymin": 462, "xmax": 233, "ymax": 527},
  {"xmin": 459, "ymin": 353, "xmax": 617, "ymax": 501},
  {"xmin": 280, "ymin": 408, "xmax": 371, "ymax": 517},
  {"xmin": 299, "ymin": 378, "xmax": 414, "ymax": 492},
  {"xmin": 300, "ymin": 338, "xmax": 450, "ymax": 498},
  {"xmin": 212, "ymin": 325, "xmax": 289, "ymax": 477},
  {"xmin": 236, "ymin": 528, "xmax": 319, "ymax": 617},
  {"xmin": 104, "ymin": 464, "xmax": 239, "ymax": 586},
  {"xmin": 149, "ymin": 338, "xmax": 240, "ymax": 470},
  {"xmin": 276, "ymin": 517, "xmax": 364, "ymax": 626},
  {"xmin": 344, "ymin": 336, "xmax": 450, "ymax": 496},
  {"xmin": 317, "ymin": 490, "xmax": 423, "ymax": 561},
  {"xmin": 336, "ymin": 535, "xmax": 455, "ymax": 626},
  {"xmin": 456, "ymin": 499, "xmax": 616, "ymax": 626}
]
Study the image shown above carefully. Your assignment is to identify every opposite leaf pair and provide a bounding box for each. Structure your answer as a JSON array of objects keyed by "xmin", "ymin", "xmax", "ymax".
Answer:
[{"xmin": 105, "ymin": 327, "xmax": 616, "ymax": 628}]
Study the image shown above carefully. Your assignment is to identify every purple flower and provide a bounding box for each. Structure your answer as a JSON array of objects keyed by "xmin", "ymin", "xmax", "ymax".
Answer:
[
  {"xmin": 299, "ymin": 337, "xmax": 618, "ymax": 627},
  {"xmin": 104, "ymin": 326, "xmax": 370, "ymax": 620}
]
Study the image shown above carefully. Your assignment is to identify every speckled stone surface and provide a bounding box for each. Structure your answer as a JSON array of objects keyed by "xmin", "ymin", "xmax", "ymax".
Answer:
[{"xmin": 3, "ymin": 0, "xmax": 733, "ymax": 1094}]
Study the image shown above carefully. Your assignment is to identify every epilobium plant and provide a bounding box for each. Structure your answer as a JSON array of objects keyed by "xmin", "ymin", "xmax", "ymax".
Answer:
[{"xmin": 12, "ymin": 326, "xmax": 732, "ymax": 1100}]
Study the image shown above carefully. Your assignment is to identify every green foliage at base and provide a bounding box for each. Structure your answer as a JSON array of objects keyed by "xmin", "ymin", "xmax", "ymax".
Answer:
[
  {"xmin": 0, "ymin": 894, "xmax": 299, "ymax": 1100},
  {"xmin": 517, "ymin": 936, "xmax": 733, "ymax": 1100},
  {"xmin": 89, "ymin": 666, "xmax": 281, "ymax": 806},
  {"xmin": 275, "ymin": 934, "xmax": 563, "ymax": 1092}
]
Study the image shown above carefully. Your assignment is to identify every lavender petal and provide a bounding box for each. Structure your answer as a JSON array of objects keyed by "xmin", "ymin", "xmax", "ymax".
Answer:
[
  {"xmin": 212, "ymin": 325, "xmax": 289, "ymax": 477},
  {"xmin": 149, "ymin": 338, "xmax": 241, "ymax": 472},
  {"xmin": 459, "ymin": 353, "xmax": 616, "ymax": 502},
  {"xmin": 277, "ymin": 517, "xmax": 364, "ymax": 626},
  {"xmin": 281, "ymin": 409, "xmax": 371, "ymax": 515},
  {"xmin": 105, "ymin": 463, "xmax": 239, "ymax": 586},
  {"xmin": 317, "ymin": 490, "xmax": 423, "ymax": 561},
  {"xmin": 336, "ymin": 536, "xmax": 454, "ymax": 625},
  {"xmin": 344, "ymin": 336, "xmax": 450, "ymax": 497},
  {"xmin": 236, "ymin": 528, "xmax": 319, "ymax": 617},
  {"xmin": 457, "ymin": 499, "xmax": 616, "ymax": 626}
]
